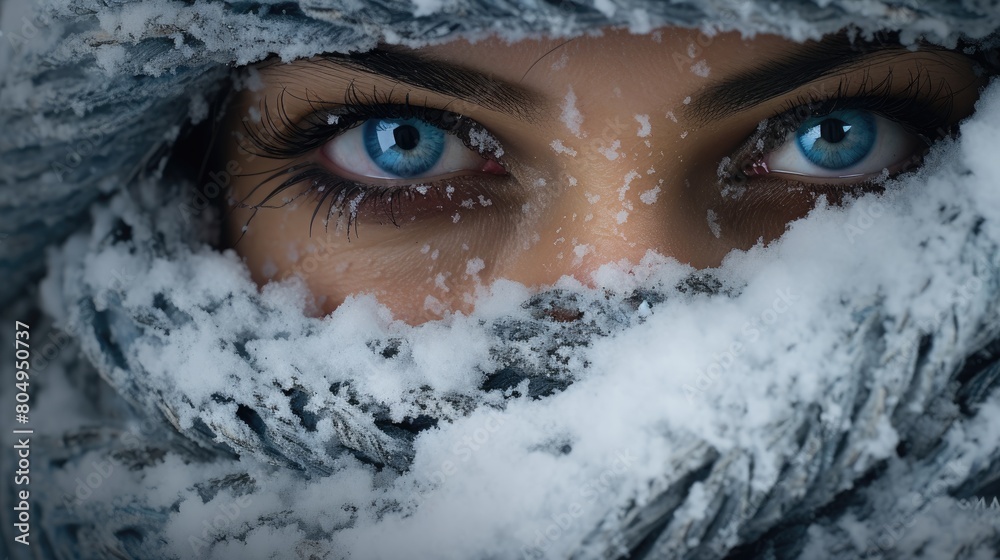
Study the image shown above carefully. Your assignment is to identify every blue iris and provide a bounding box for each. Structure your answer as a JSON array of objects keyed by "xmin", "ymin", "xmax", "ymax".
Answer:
[
  {"xmin": 362, "ymin": 118, "xmax": 446, "ymax": 178},
  {"xmin": 795, "ymin": 109, "xmax": 877, "ymax": 170}
]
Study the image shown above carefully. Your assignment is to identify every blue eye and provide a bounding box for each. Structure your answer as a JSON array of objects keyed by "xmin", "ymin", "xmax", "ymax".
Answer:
[
  {"xmin": 795, "ymin": 109, "xmax": 876, "ymax": 170},
  {"xmin": 362, "ymin": 118, "xmax": 446, "ymax": 178},
  {"xmin": 765, "ymin": 109, "xmax": 921, "ymax": 181},
  {"xmin": 321, "ymin": 115, "xmax": 498, "ymax": 182}
]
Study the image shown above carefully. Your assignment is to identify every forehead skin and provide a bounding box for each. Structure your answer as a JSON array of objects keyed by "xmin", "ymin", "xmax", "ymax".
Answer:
[{"xmin": 225, "ymin": 28, "xmax": 979, "ymax": 323}]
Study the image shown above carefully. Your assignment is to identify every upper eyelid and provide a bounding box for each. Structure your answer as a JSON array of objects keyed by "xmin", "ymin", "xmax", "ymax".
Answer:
[
  {"xmin": 684, "ymin": 46, "xmax": 971, "ymax": 124},
  {"xmin": 259, "ymin": 50, "xmax": 546, "ymax": 122},
  {"xmin": 245, "ymin": 89, "xmax": 507, "ymax": 164}
]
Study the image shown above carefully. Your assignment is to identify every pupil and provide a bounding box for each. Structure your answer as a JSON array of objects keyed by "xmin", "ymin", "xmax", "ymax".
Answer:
[
  {"xmin": 393, "ymin": 124, "xmax": 420, "ymax": 150},
  {"xmin": 819, "ymin": 119, "xmax": 848, "ymax": 144}
]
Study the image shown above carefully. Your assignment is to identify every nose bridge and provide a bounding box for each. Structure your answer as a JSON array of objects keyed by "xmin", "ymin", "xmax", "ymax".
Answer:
[{"xmin": 502, "ymin": 104, "xmax": 678, "ymax": 287}]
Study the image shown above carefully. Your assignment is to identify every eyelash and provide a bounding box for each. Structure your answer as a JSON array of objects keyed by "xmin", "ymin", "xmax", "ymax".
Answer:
[
  {"xmin": 237, "ymin": 85, "xmax": 504, "ymax": 238},
  {"xmin": 237, "ymin": 68, "xmax": 962, "ymax": 239},
  {"xmin": 721, "ymin": 67, "xmax": 958, "ymax": 185}
]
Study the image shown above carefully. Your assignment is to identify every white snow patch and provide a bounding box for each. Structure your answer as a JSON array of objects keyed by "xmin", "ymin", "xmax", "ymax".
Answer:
[
  {"xmin": 640, "ymin": 186, "xmax": 661, "ymax": 205},
  {"xmin": 599, "ymin": 140, "xmax": 621, "ymax": 161},
  {"xmin": 560, "ymin": 86, "xmax": 584, "ymax": 137},
  {"xmin": 551, "ymin": 139, "xmax": 578, "ymax": 156},
  {"xmin": 634, "ymin": 114, "xmax": 651, "ymax": 137},
  {"xmin": 706, "ymin": 209, "xmax": 722, "ymax": 238},
  {"xmin": 463, "ymin": 258, "xmax": 485, "ymax": 277}
]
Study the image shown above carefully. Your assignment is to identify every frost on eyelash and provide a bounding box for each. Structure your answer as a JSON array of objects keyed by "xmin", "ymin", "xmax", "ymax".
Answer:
[
  {"xmin": 468, "ymin": 127, "xmax": 504, "ymax": 158},
  {"xmin": 717, "ymin": 156, "xmax": 732, "ymax": 179},
  {"xmin": 326, "ymin": 114, "xmax": 340, "ymax": 125},
  {"xmin": 706, "ymin": 209, "xmax": 722, "ymax": 238}
]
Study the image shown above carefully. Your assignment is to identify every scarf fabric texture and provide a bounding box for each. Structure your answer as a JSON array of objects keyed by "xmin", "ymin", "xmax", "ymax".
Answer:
[{"xmin": 2, "ymin": 0, "xmax": 1000, "ymax": 559}]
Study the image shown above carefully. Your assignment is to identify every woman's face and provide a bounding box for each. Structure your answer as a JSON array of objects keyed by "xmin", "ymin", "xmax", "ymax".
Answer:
[{"xmin": 222, "ymin": 28, "xmax": 981, "ymax": 323}]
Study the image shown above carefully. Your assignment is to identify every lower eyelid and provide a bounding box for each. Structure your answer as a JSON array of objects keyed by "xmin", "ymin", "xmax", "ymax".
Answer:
[{"xmin": 299, "ymin": 170, "xmax": 516, "ymax": 234}]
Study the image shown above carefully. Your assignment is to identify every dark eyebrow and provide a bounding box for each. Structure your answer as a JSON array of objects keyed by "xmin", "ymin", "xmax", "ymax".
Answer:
[
  {"xmin": 320, "ymin": 48, "xmax": 540, "ymax": 121},
  {"xmin": 685, "ymin": 33, "xmax": 951, "ymax": 123}
]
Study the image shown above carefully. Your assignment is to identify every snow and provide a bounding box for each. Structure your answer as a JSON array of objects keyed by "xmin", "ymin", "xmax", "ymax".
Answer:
[
  {"xmin": 639, "ymin": 184, "xmax": 661, "ymax": 204},
  {"xmin": 634, "ymin": 114, "xmax": 651, "ymax": 137},
  {"xmin": 465, "ymin": 258, "xmax": 486, "ymax": 276},
  {"xmin": 550, "ymin": 139, "xmax": 578, "ymax": 156},
  {"xmin": 468, "ymin": 126, "xmax": 504, "ymax": 158},
  {"xmin": 598, "ymin": 139, "xmax": 621, "ymax": 160},
  {"xmin": 689, "ymin": 59, "xmax": 711, "ymax": 77},
  {"xmin": 706, "ymin": 209, "xmax": 722, "ymax": 238},
  {"xmin": 560, "ymin": 86, "xmax": 584, "ymax": 137}
]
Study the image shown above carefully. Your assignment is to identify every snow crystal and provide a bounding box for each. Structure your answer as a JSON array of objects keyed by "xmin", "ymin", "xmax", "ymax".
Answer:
[
  {"xmin": 551, "ymin": 52, "xmax": 569, "ymax": 71},
  {"xmin": 639, "ymin": 185, "xmax": 661, "ymax": 205},
  {"xmin": 94, "ymin": 44, "xmax": 127, "ymax": 74},
  {"xmin": 706, "ymin": 209, "xmax": 722, "ymax": 238},
  {"xmin": 469, "ymin": 127, "xmax": 504, "ymax": 158},
  {"xmin": 598, "ymin": 140, "xmax": 621, "ymax": 161},
  {"xmin": 465, "ymin": 258, "xmax": 486, "ymax": 276},
  {"xmin": 690, "ymin": 60, "xmax": 711, "ymax": 77},
  {"xmin": 550, "ymin": 139, "xmax": 578, "ymax": 156},
  {"xmin": 634, "ymin": 114, "xmax": 651, "ymax": 137},
  {"xmin": 560, "ymin": 86, "xmax": 584, "ymax": 137}
]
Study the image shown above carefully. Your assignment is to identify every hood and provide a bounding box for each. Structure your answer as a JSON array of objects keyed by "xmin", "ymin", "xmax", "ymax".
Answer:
[{"xmin": 2, "ymin": 1, "xmax": 1000, "ymax": 559}]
